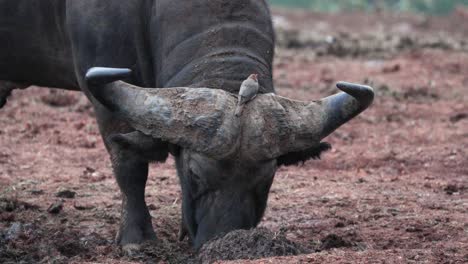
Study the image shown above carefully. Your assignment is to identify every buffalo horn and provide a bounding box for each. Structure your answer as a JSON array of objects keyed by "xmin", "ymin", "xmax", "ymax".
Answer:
[
  {"xmin": 85, "ymin": 67, "xmax": 240, "ymax": 159},
  {"xmin": 241, "ymin": 82, "xmax": 374, "ymax": 160}
]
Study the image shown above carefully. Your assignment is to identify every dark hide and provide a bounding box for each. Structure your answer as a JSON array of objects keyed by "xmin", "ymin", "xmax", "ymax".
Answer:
[
  {"xmin": 0, "ymin": 0, "xmax": 77, "ymax": 89},
  {"xmin": 0, "ymin": 0, "xmax": 373, "ymax": 250},
  {"xmin": 0, "ymin": 0, "xmax": 286, "ymax": 248},
  {"xmin": 108, "ymin": 131, "xmax": 169, "ymax": 162}
]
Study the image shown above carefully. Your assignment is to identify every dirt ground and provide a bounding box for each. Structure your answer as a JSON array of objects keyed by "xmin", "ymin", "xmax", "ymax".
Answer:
[{"xmin": 1, "ymin": 8, "xmax": 467, "ymax": 264}]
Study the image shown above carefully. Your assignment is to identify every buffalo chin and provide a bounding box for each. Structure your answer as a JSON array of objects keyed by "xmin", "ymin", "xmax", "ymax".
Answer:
[{"xmin": 191, "ymin": 190, "xmax": 259, "ymax": 249}]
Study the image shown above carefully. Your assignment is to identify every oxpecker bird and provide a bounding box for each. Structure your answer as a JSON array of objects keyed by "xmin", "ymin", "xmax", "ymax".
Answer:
[{"xmin": 235, "ymin": 74, "xmax": 259, "ymax": 117}]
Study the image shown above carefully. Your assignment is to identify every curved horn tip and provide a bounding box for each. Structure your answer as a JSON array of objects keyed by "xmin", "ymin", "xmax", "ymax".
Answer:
[
  {"xmin": 85, "ymin": 67, "xmax": 132, "ymax": 86},
  {"xmin": 336, "ymin": 81, "xmax": 374, "ymax": 107}
]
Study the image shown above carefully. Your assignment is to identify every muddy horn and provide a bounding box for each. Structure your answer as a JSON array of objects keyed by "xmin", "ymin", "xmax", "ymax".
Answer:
[
  {"xmin": 85, "ymin": 67, "xmax": 240, "ymax": 159},
  {"xmin": 85, "ymin": 68, "xmax": 374, "ymax": 161},
  {"xmin": 243, "ymin": 82, "xmax": 374, "ymax": 160}
]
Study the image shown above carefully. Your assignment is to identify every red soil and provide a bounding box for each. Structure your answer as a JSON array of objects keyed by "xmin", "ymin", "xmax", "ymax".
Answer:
[{"xmin": 1, "ymin": 9, "xmax": 467, "ymax": 264}]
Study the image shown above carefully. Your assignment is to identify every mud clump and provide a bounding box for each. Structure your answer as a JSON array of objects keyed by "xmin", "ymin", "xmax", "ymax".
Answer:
[
  {"xmin": 197, "ymin": 228, "xmax": 306, "ymax": 263},
  {"xmin": 122, "ymin": 240, "xmax": 194, "ymax": 264},
  {"xmin": 0, "ymin": 198, "xmax": 39, "ymax": 213},
  {"xmin": 444, "ymin": 184, "xmax": 465, "ymax": 195},
  {"xmin": 47, "ymin": 200, "xmax": 64, "ymax": 214},
  {"xmin": 55, "ymin": 189, "xmax": 76, "ymax": 199},
  {"xmin": 0, "ymin": 222, "xmax": 102, "ymax": 263},
  {"xmin": 319, "ymin": 234, "xmax": 353, "ymax": 251}
]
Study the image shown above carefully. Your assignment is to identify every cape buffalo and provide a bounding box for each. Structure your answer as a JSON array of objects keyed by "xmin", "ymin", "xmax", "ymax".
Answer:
[{"xmin": 0, "ymin": 0, "xmax": 373, "ymax": 249}]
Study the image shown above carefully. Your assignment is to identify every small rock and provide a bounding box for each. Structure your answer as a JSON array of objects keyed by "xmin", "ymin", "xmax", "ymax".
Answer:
[
  {"xmin": 382, "ymin": 63, "xmax": 401, "ymax": 73},
  {"xmin": 48, "ymin": 200, "xmax": 64, "ymax": 214},
  {"xmin": 356, "ymin": 178, "xmax": 367, "ymax": 184},
  {"xmin": 335, "ymin": 222, "xmax": 346, "ymax": 228},
  {"xmin": 73, "ymin": 202, "xmax": 94, "ymax": 211},
  {"xmin": 388, "ymin": 208, "xmax": 400, "ymax": 216},
  {"xmin": 449, "ymin": 113, "xmax": 467, "ymax": 123},
  {"xmin": 158, "ymin": 176, "xmax": 169, "ymax": 182},
  {"xmin": 444, "ymin": 184, "xmax": 463, "ymax": 195},
  {"xmin": 74, "ymin": 122, "xmax": 85, "ymax": 130},
  {"xmin": 84, "ymin": 166, "xmax": 96, "ymax": 174},
  {"xmin": 405, "ymin": 226, "xmax": 423, "ymax": 233},
  {"xmin": 81, "ymin": 167, "xmax": 106, "ymax": 182},
  {"xmin": 30, "ymin": 189, "xmax": 44, "ymax": 195},
  {"xmin": 147, "ymin": 204, "xmax": 158, "ymax": 211},
  {"xmin": 56, "ymin": 190, "xmax": 76, "ymax": 199}
]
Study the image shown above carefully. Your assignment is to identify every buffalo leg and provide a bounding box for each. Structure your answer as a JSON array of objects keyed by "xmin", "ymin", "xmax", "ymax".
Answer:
[
  {"xmin": 66, "ymin": 1, "xmax": 158, "ymax": 249},
  {"xmin": 112, "ymin": 147, "xmax": 156, "ymax": 246},
  {"xmin": 94, "ymin": 107, "xmax": 156, "ymax": 248}
]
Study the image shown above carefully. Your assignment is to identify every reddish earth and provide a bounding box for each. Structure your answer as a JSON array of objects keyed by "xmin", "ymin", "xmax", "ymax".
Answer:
[{"xmin": 1, "ymin": 9, "xmax": 467, "ymax": 264}]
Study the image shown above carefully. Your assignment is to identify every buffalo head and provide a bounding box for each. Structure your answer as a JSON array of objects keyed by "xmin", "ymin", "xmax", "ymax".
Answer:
[{"xmin": 85, "ymin": 67, "xmax": 374, "ymax": 248}]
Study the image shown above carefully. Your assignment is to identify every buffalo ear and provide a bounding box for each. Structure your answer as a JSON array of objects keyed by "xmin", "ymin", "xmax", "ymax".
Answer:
[
  {"xmin": 108, "ymin": 131, "xmax": 169, "ymax": 162},
  {"xmin": 276, "ymin": 142, "xmax": 331, "ymax": 167}
]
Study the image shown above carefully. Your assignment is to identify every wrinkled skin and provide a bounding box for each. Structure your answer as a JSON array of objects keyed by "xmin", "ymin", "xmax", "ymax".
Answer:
[
  {"xmin": 0, "ymin": 0, "xmax": 293, "ymax": 248},
  {"xmin": 0, "ymin": 0, "xmax": 373, "ymax": 250}
]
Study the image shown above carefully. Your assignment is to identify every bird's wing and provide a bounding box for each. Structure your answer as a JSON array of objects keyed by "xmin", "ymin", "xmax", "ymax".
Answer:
[
  {"xmin": 238, "ymin": 95, "xmax": 248, "ymax": 105},
  {"xmin": 239, "ymin": 83, "xmax": 258, "ymax": 98}
]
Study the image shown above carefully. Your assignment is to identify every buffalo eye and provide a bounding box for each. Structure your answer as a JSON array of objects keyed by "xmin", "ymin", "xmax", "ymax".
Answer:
[{"xmin": 190, "ymin": 169, "xmax": 201, "ymax": 182}]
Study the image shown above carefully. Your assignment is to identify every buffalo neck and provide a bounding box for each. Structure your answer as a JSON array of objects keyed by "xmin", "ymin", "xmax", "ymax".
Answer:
[{"xmin": 149, "ymin": 0, "xmax": 275, "ymax": 94}]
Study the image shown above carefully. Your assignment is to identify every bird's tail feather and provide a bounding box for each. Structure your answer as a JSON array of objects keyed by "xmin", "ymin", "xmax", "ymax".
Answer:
[{"xmin": 235, "ymin": 104, "xmax": 243, "ymax": 117}]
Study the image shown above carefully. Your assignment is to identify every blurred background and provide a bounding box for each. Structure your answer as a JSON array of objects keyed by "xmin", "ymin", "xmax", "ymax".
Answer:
[{"xmin": 269, "ymin": 0, "xmax": 468, "ymax": 14}]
